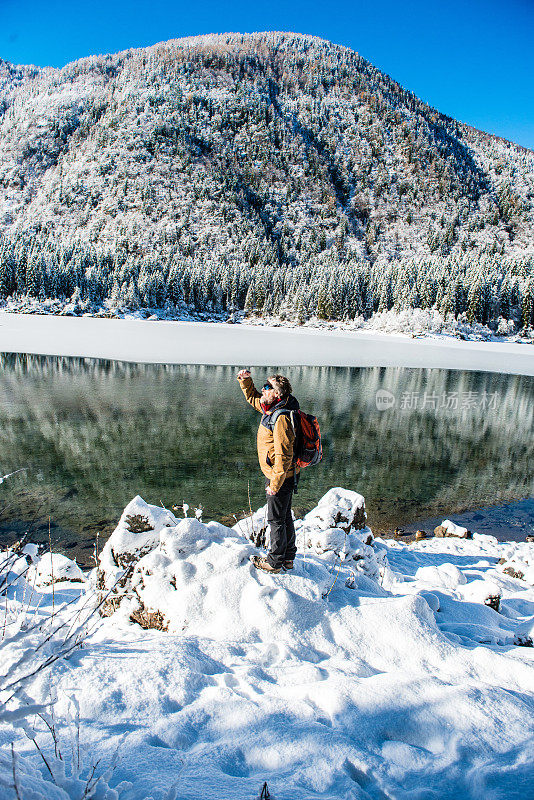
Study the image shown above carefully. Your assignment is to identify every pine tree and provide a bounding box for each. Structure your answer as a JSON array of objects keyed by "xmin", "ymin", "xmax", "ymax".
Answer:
[
  {"xmin": 467, "ymin": 278, "xmax": 483, "ymax": 324},
  {"xmin": 26, "ymin": 255, "xmax": 43, "ymax": 297},
  {"xmin": 0, "ymin": 249, "xmax": 15, "ymax": 298},
  {"xmin": 244, "ymin": 284, "xmax": 255, "ymax": 315},
  {"xmin": 521, "ymin": 279, "xmax": 534, "ymax": 330}
]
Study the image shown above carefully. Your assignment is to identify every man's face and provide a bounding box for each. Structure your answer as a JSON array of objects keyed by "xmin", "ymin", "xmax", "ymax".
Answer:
[{"xmin": 261, "ymin": 380, "xmax": 279, "ymax": 404}]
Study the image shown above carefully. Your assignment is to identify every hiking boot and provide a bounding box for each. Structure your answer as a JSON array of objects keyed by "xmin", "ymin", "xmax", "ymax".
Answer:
[
  {"xmin": 283, "ymin": 560, "xmax": 294, "ymax": 570},
  {"xmin": 252, "ymin": 556, "xmax": 281, "ymax": 574}
]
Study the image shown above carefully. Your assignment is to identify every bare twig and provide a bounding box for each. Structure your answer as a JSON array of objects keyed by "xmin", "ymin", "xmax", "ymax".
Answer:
[
  {"xmin": 1, "ymin": 588, "xmax": 80, "ymax": 644},
  {"xmin": 2, "ymin": 570, "xmax": 8, "ymax": 641},
  {"xmin": 1, "ymin": 565, "xmax": 30, "ymax": 601},
  {"xmin": 22, "ymin": 557, "xmax": 39, "ymax": 619},
  {"xmin": 93, "ymin": 531, "xmax": 100, "ymax": 568},
  {"xmin": 11, "ymin": 743, "xmax": 22, "ymax": 800},
  {"xmin": 0, "ymin": 548, "xmax": 20, "ymax": 575},
  {"xmin": 259, "ymin": 781, "xmax": 271, "ymax": 799},
  {"xmin": 80, "ymin": 755, "xmax": 105, "ymax": 799},
  {"xmin": 29, "ymin": 734, "xmax": 55, "ymax": 781},
  {"xmin": 0, "ymin": 467, "xmax": 27, "ymax": 485},
  {"xmin": 247, "ymin": 479, "xmax": 255, "ymax": 540},
  {"xmin": 322, "ymin": 556, "xmax": 341, "ymax": 600},
  {"xmin": 68, "ymin": 694, "xmax": 81, "ymax": 776},
  {"xmin": 49, "ymin": 519, "xmax": 55, "ymax": 614},
  {"xmin": 2, "ymin": 566, "xmax": 133, "ymax": 699},
  {"xmin": 38, "ymin": 710, "xmax": 62, "ymax": 760}
]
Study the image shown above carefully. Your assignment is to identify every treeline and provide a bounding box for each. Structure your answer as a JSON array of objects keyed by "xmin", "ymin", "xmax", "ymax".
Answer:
[{"xmin": 1, "ymin": 235, "xmax": 532, "ymax": 329}]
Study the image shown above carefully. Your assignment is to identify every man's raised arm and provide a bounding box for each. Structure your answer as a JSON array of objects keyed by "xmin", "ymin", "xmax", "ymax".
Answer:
[{"xmin": 237, "ymin": 369, "xmax": 263, "ymax": 413}]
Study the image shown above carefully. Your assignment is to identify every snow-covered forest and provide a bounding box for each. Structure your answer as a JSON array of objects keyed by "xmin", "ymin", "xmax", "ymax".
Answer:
[{"xmin": 0, "ymin": 32, "xmax": 533, "ymax": 329}]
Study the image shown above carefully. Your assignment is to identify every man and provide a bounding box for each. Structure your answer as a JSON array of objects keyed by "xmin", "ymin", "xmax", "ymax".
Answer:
[{"xmin": 237, "ymin": 369, "xmax": 300, "ymax": 574}]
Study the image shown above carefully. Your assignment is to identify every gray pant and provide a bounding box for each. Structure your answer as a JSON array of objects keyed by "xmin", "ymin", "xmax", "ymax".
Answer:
[{"xmin": 266, "ymin": 475, "xmax": 297, "ymax": 569}]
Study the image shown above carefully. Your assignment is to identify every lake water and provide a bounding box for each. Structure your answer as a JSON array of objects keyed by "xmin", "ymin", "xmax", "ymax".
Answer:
[{"xmin": 0, "ymin": 353, "xmax": 533, "ymax": 565}]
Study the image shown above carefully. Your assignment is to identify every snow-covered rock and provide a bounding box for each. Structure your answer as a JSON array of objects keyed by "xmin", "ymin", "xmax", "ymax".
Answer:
[
  {"xmin": 460, "ymin": 578, "xmax": 502, "ymax": 607},
  {"xmin": 96, "ymin": 496, "xmax": 179, "ymax": 614},
  {"xmin": 301, "ymin": 487, "xmax": 367, "ymax": 532},
  {"xmin": 500, "ymin": 559, "xmax": 529, "ymax": 581},
  {"xmin": 496, "ymin": 540, "xmax": 534, "ymax": 584},
  {"xmin": 434, "ymin": 519, "xmax": 472, "ymax": 539},
  {"xmin": 415, "ymin": 562, "xmax": 467, "ymax": 590},
  {"xmin": 0, "ymin": 551, "xmax": 31, "ymax": 596},
  {"xmin": 234, "ymin": 487, "xmax": 386, "ymax": 581},
  {"xmin": 28, "ymin": 552, "xmax": 85, "ymax": 587},
  {"xmin": 297, "ymin": 488, "xmax": 387, "ymax": 580},
  {"xmin": 96, "ymin": 489, "xmax": 389, "ymax": 631},
  {"xmin": 99, "ymin": 495, "xmax": 178, "ymax": 573}
]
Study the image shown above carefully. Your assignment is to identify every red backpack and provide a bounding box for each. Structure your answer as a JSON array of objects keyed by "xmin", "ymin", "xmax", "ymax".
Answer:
[{"xmin": 290, "ymin": 410, "xmax": 323, "ymax": 468}]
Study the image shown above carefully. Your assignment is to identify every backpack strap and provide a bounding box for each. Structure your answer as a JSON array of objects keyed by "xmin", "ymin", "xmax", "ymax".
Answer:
[
  {"xmin": 268, "ymin": 407, "xmax": 295, "ymax": 429},
  {"xmin": 289, "ymin": 410, "xmax": 299, "ymax": 494},
  {"xmin": 270, "ymin": 407, "xmax": 298, "ymax": 435},
  {"xmin": 270, "ymin": 408, "xmax": 299, "ymax": 493}
]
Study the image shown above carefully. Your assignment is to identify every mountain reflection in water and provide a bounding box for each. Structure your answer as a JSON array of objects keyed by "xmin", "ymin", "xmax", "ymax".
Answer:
[{"xmin": 0, "ymin": 354, "xmax": 532, "ymax": 564}]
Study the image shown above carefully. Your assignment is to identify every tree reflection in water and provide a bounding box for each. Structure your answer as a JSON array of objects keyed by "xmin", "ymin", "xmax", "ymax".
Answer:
[{"xmin": 0, "ymin": 354, "xmax": 532, "ymax": 563}]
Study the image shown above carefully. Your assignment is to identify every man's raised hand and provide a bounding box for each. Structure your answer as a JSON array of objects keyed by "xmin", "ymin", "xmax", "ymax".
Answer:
[{"xmin": 237, "ymin": 369, "xmax": 251, "ymax": 379}]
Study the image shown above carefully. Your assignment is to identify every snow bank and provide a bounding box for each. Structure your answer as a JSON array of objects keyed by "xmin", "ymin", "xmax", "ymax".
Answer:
[
  {"xmin": 385, "ymin": 531, "xmax": 534, "ymax": 648},
  {"xmin": 299, "ymin": 487, "xmax": 367, "ymax": 533},
  {"xmin": 356, "ymin": 307, "xmax": 534, "ymax": 343},
  {"xmin": 0, "ymin": 543, "xmax": 40, "ymax": 596},
  {"xmin": 97, "ymin": 489, "xmax": 388, "ymax": 635},
  {"xmin": 2, "ymin": 488, "xmax": 534, "ymax": 800},
  {"xmin": 99, "ymin": 495, "xmax": 178, "ymax": 569},
  {"xmin": 497, "ymin": 539, "xmax": 534, "ymax": 584},
  {"xmin": 97, "ymin": 495, "xmax": 179, "ymax": 614}
]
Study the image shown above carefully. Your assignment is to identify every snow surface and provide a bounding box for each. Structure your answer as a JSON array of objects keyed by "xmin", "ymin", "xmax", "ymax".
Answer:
[
  {"xmin": 1, "ymin": 312, "xmax": 534, "ymax": 375},
  {"xmin": 2, "ymin": 489, "xmax": 534, "ymax": 799}
]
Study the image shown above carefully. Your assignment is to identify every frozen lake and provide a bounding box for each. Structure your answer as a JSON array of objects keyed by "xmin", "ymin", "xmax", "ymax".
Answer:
[{"xmin": 1, "ymin": 312, "xmax": 534, "ymax": 373}]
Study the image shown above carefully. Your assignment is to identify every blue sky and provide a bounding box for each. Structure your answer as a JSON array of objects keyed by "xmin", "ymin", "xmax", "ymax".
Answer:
[{"xmin": 1, "ymin": 0, "xmax": 533, "ymax": 149}]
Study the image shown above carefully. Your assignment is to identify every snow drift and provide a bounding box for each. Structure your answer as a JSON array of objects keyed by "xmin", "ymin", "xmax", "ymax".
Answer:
[
  {"xmin": 1, "ymin": 488, "xmax": 534, "ymax": 800},
  {"xmin": 96, "ymin": 489, "xmax": 388, "ymax": 637}
]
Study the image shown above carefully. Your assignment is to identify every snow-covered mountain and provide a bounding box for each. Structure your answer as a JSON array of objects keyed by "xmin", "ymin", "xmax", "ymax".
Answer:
[{"xmin": 0, "ymin": 32, "xmax": 533, "ymax": 326}]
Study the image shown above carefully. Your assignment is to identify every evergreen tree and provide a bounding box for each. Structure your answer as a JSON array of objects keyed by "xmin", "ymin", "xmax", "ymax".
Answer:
[{"xmin": 522, "ymin": 279, "xmax": 534, "ymax": 330}]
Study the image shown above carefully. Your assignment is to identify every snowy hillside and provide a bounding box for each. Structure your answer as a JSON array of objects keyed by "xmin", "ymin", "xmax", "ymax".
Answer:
[
  {"xmin": 1, "ymin": 488, "xmax": 534, "ymax": 799},
  {"xmin": 0, "ymin": 32, "xmax": 533, "ymax": 329}
]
